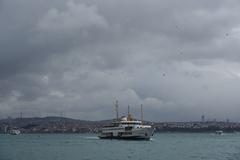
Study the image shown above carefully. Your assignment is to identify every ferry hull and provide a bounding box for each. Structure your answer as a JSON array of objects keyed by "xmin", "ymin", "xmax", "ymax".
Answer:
[
  {"xmin": 98, "ymin": 127, "xmax": 154, "ymax": 140},
  {"xmin": 99, "ymin": 136, "xmax": 151, "ymax": 140}
]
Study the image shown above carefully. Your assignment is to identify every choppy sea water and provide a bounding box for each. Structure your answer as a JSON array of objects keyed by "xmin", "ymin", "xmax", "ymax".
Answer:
[{"xmin": 1, "ymin": 133, "xmax": 240, "ymax": 160}]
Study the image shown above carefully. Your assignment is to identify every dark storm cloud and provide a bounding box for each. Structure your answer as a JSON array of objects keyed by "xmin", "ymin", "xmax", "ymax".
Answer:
[{"xmin": 1, "ymin": 0, "xmax": 240, "ymax": 121}]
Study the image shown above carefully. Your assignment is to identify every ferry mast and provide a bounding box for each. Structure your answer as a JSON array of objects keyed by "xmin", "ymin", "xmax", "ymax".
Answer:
[{"xmin": 115, "ymin": 100, "xmax": 119, "ymax": 121}]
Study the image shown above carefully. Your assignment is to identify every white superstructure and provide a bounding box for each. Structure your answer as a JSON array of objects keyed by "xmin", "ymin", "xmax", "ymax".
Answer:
[{"xmin": 98, "ymin": 102, "xmax": 154, "ymax": 140}]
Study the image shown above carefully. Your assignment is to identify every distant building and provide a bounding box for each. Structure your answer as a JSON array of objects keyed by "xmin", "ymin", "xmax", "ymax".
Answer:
[
  {"xmin": 226, "ymin": 118, "xmax": 230, "ymax": 123},
  {"xmin": 201, "ymin": 115, "xmax": 205, "ymax": 122},
  {"xmin": 4, "ymin": 125, "xmax": 8, "ymax": 133}
]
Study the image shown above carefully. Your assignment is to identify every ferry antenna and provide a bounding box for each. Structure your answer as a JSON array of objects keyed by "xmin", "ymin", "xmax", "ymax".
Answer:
[{"xmin": 141, "ymin": 104, "xmax": 143, "ymax": 124}]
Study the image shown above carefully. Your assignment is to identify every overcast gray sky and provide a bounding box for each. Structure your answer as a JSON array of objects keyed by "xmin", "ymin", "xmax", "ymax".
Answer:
[{"xmin": 1, "ymin": 0, "xmax": 240, "ymax": 121}]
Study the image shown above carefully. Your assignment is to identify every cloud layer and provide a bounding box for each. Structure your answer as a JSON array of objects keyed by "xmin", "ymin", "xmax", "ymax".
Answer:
[{"xmin": 1, "ymin": 0, "xmax": 240, "ymax": 121}]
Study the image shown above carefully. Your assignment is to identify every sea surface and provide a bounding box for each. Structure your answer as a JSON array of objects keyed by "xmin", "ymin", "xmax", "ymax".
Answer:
[{"xmin": 1, "ymin": 133, "xmax": 240, "ymax": 160}]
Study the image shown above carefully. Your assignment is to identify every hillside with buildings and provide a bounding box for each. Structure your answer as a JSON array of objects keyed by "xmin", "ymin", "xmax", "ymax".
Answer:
[{"xmin": 1, "ymin": 117, "xmax": 240, "ymax": 134}]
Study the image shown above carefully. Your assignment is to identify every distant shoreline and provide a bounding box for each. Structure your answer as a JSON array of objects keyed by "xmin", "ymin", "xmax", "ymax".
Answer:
[{"xmin": 1, "ymin": 117, "xmax": 240, "ymax": 134}]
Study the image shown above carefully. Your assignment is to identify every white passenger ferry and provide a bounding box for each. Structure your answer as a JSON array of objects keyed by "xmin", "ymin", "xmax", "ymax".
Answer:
[
  {"xmin": 9, "ymin": 129, "xmax": 21, "ymax": 135},
  {"xmin": 98, "ymin": 101, "xmax": 154, "ymax": 140}
]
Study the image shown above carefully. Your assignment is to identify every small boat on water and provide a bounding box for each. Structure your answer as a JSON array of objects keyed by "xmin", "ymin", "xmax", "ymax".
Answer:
[
  {"xmin": 98, "ymin": 101, "xmax": 154, "ymax": 140},
  {"xmin": 9, "ymin": 129, "xmax": 21, "ymax": 135},
  {"xmin": 215, "ymin": 130, "xmax": 223, "ymax": 135}
]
